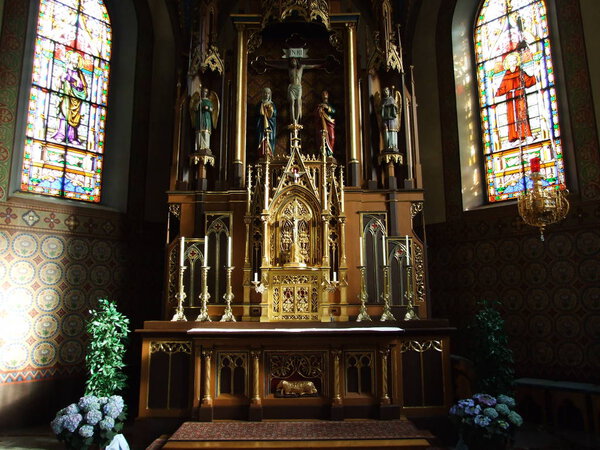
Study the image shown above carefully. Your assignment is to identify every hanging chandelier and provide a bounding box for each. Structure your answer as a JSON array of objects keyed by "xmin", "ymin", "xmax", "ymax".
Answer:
[{"xmin": 517, "ymin": 157, "xmax": 569, "ymax": 241}]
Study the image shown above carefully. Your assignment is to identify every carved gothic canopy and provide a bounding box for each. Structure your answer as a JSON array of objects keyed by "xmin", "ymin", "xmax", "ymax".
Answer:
[{"xmin": 261, "ymin": 0, "xmax": 330, "ymax": 30}]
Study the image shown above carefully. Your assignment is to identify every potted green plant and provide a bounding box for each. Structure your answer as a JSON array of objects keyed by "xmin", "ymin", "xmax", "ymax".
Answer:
[
  {"xmin": 51, "ymin": 298, "xmax": 130, "ymax": 449},
  {"xmin": 466, "ymin": 300, "xmax": 515, "ymax": 396}
]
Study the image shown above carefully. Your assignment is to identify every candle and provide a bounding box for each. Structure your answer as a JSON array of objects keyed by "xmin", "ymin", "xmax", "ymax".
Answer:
[
  {"xmin": 382, "ymin": 236, "xmax": 387, "ymax": 266},
  {"xmin": 405, "ymin": 235, "xmax": 410, "ymax": 266},
  {"xmin": 179, "ymin": 237, "xmax": 185, "ymax": 267},
  {"xmin": 530, "ymin": 157, "xmax": 541, "ymax": 173},
  {"xmin": 204, "ymin": 236, "xmax": 209, "ymax": 267},
  {"xmin": 333, "ymin": 272, "xmax": 337, "ymax": 282},
  {"xmin": 227, "ymin": 236, "xmax": 232, "ymax": 267},
  {"xmin": 359, "ymin": 236, "xmax": 364, "ymax": 266},
  {"xmin": 253, "ymin": 272, "xmax": 258, "ymax": 283}
]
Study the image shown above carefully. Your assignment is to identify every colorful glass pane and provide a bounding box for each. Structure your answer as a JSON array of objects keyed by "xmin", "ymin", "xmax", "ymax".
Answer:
[
  {"xmin": 21, "ymin": 0, "xmax": 111, "ymax": 203},
  {"xmin": 475, "ymin": 0, "xmax": 565, "ymax": 202}
]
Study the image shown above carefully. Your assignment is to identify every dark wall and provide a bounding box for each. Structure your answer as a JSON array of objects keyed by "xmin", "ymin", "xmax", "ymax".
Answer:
[{"xmin": 425, "ymin": 0, "xmax": 600, "ymax": 383}]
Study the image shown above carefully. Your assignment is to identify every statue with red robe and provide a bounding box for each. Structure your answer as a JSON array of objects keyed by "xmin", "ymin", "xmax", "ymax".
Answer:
[{"xmin": 316, "ymin": 90, "xmax": 335, "ymax": 156}]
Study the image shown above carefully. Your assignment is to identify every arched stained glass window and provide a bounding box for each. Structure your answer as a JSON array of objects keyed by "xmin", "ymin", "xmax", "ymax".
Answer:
[
  {"xmin": 21, "ymin": 0, "xmax": 112, "ymax": 203},
  {"xmin": 475, "ymin": 0, "xmax": 565, "ymax": 203}
]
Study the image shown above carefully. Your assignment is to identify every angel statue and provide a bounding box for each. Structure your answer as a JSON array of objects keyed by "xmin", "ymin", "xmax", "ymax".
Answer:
[
  {"xmin": 190, "ymin": 87, "xmax": 219, "ymax": 151},
  {"xmin": 380, "ymin": 86, "xmax": 402, "ymax": 151}
]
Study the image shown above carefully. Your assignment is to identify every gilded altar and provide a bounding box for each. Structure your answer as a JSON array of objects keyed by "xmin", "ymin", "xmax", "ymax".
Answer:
[{"xmin": 138, "ymin": 0, "xmax": 452, "ymax": 423}]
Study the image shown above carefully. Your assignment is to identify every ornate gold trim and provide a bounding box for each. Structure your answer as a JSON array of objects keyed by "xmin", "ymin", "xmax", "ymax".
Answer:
[
  {"xmin": 399, "ymin": 340, "xmax": 442, "ymax": 353},
  {"xmin": 413, "ymin": 241, "xmax": 425, "ymax": 304},
  {"xmin": 410, "ymin": 202, "xmax": 424, "ymax": 218},
  {"xmin": 150, "ymin": 341, "xmax": 192, "ymax": 355}
]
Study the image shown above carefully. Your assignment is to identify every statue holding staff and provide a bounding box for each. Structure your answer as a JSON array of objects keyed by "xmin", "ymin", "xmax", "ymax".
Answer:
[{"xmin": 381, "ymin": 86, "xmax": 402, "ymax": 150}]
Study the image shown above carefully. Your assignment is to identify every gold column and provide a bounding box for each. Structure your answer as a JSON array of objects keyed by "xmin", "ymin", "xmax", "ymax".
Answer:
[
  {"xmin": 251, "ymin": 350, "xmax": 261, "ymax": 405},
  {"xmin": 332, "ymin": 350, "xmax": 342, "ymax": 406},
  {"xmin": 202, "ymin": 350, "xmax": 213, "ymax": 406},
  {"xmin": 345, "ymin": 22, "xmax": 362, "ymax": 186},
  {"xmin": 233, "ymin": 23, "xmax": 248, "ymax": 186},
  {"xmin": 379, "ymin": 348, "xmax": 390, "ymax": 405}
]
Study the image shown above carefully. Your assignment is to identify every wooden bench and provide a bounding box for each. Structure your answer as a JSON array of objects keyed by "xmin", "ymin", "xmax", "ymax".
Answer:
[{"xmin": 514, "ymin": 378, "xmax": 600, "ymax": 433}]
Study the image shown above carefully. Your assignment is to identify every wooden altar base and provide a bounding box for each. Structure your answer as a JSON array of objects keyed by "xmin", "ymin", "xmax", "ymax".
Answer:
[
  {"xmin": 161, "ymin": 420, "xmax": 434, "ymax": 449},
  {"xmin": 138, "ymin": 321, "xmax": 453, "ymax": 421}
]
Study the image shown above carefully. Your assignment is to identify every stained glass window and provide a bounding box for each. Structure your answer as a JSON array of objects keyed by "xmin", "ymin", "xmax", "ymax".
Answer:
[
  {"xmin": 21, "ymin": 0, "xmax": 111, "ymax": 203},
  {"xmin": 475, "ymin": 0, "xmax": 565, "ymax": 203}
]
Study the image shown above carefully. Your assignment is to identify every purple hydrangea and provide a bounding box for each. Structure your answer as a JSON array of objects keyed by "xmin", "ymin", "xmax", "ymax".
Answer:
[
  {"xmin": 465, "ymin": 404, "xmax": 482, "ymax": 416},
  {"xmin": 495, "ymin": 403, "xmax": 510, "ymax": 415},
  {"xmin": 473, "ymin": 393, "xmax": 497, "ymax": 407},
  {"xmin": 508, "ymin": 411, "xmax": 523, "ymax": 426},
  {"xmin": 85, "ymin": 409, "xmax": 103, "ymax": 425},
  {"xmin": 103, "ymin": 401, "xmax": 122, "ymax": 419},
  {"xmin": 98, "ymin": 417, "xmax": 115, "ymax": 431},
  {"xmin": 483, "ymin": 407, "xmax": 499, "ymax": 419},
  {"xmin": 449, "ymin": 405, "xmax": 462, "ymax": 416},
  {"xmin": 98, "ymin": 397, "xmax": 109, "ymax": 405},
  {"xmin": 50, "ymin": 416, "xmax": 65, "ymax": 434},
  {"xmin": 62, "ymin": 413, "xmax": 83, "ymax": 433},
  {"xmin": 474, "ymin": 414, "xmax": 491, "ymax": 427},
  {"xmin": 108, "ymin": 395, "xmax": 125, "ymax": 409},
  {"xmin": 78, "ymin": 395, "xmax": 100, "ymax": 413},
  {"xmin": 458, "ymin": 398, "xmax": 475, "ymax": 408},
  {"xmin": 64, "ymin": 403, "xmax": 79, "ymax": 415},
  {"xmin": 497, "ymin": 394, "xmax": 516, "ymax": 408},
  {"xmin": 78, "ymin": 424, "xmax": 94, "ymax": 438}
]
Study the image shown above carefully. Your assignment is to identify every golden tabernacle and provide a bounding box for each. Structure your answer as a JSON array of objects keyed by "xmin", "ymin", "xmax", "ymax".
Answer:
[{"xmin": 138, "ymin": 0, "xmax": 452, "ymax": 422}]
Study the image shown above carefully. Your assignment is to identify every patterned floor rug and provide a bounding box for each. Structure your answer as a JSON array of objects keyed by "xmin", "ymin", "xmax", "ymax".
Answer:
[{"xmin": 168, "ymin": 420, "xmax": 434, "ymax": 441}]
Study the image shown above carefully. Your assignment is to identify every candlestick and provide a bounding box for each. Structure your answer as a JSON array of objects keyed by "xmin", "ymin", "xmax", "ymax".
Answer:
[
  {"xmin": 380, "ymin": 264, "xmax": 395, "ymax": 321},
  {"xmin": 404, "ymin": 264, "xmax": 418, "ymax": 321},
  {"xmin": 356, "ymin": 266, "xmax": 372, "ymax": 322},
  {"xmin": 382, "ymin": 236, "xmax": 387, "ymax": 266},
  {"xmin": 220, "ymin": 266, "xmax": 236, "ymax": 322},
  {"xmin": 195, "ymin": 265, "xmax": 212, "ymax": 322},
  {"xmin": 204, "ymin": 236, "xmax": 209, "ymax": 267},
  {"xmin": 405, "ymin": 235, "xmax": 410, "ymax": 266},
  {"xmin": 171, "ymin": 263, "xmax": 187, "ymax": 322},
  {"xmin": 179, "ymin": 236, "xmax": 185, "ymax": 267}
]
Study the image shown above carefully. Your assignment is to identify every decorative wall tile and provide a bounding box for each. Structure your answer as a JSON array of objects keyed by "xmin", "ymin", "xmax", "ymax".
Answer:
[{"xmin": 0, "ymin": 227, "xmax": 128, "ymax": 385}]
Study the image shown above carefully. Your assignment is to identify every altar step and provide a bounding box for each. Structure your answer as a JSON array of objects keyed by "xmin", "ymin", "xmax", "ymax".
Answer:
[{"xmin": 158, "ymin": 420, "xmax": 435, "ymax": 449}]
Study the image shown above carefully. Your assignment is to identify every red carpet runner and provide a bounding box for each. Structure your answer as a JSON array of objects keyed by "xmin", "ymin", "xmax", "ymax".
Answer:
[{"xmin": 168, "ymin": 420, "xmax": 434, "ymax": 441}]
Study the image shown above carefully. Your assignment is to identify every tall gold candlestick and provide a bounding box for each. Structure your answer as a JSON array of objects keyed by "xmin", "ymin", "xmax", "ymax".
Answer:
[
  {"xmin": 220, "ymin": 266, "xmax": 236, "ymax": 322},
  {"xmin": 380, "ymin": 265, "xmax": 396, "ymax": 321},
  {"xmin": 195, "ymin": 265, "xmax": 212, "ymax": 322},
  {"xmin": 404, "ymin": 264, "xmax": 418, "ymax": 321},
  {"xmin": 171, "ymin": 264, "xmax": 187, "ymax": 321},
  {"xmin": 356, "ymin": 266, "xmax": 372, "ymax": 322}
]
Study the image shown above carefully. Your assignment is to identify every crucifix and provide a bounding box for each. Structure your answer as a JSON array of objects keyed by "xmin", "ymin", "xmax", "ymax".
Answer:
[{"xmin": 251, "ymin": 44, "xmax": 337, "ymax": 128}]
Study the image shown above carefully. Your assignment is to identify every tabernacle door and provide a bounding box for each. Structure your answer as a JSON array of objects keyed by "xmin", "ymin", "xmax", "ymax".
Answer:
[{"xmin": 269, "ymin": 271, "xmax": 322, "ymax": 321}]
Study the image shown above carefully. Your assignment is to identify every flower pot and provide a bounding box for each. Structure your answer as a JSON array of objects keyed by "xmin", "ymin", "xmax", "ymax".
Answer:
[{"xmin": 462, "ymin": 432, "xmax": 508, "ymax": 450}]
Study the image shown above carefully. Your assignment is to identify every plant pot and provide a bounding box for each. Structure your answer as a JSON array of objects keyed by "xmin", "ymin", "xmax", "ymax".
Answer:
[{"xmin": 461, "ymin": 432, "xmax": 508, "ymax": 450}]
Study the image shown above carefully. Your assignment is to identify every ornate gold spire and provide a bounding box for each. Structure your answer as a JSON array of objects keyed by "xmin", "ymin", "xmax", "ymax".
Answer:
[{"xmin": 261, "ymin": 0, "xmax": 330, "ymax": 30}]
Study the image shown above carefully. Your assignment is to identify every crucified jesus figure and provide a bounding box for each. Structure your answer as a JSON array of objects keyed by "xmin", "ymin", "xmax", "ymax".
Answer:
[{"xmin": 287, "ymin": 57, "xmax": 322, "ymax": 125}]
